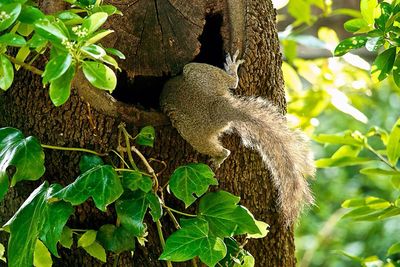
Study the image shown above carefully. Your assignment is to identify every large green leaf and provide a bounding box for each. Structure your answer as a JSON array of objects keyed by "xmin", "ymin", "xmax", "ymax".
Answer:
[
  {"xmin": 49, "ymin": 64, "xmax": 75, "ymax": 106},
  {"xmin": 3, "ymin": 183, "xmax": 73, "ymax": 267},
  {"xmin": 169, "ymin": 163, "xmax": 218, "ymax": 207},
  {"xmin": 0, "ymin": 127, "xmax": 45, "ymax": 201},
  {"xmin": 121, "ymin": 171, "xmax": 153, "ymax": 193},
  {"xmin": 97, "ymin": 224, "xmax": 135, "ymax": 253},
  {"xmin": 0, "ymin": 3, "xmax": 21, "ymax": 31},
  {"xmin": 0, "ymin": 55, "xmax": 14, "ymax": 91},
  {"xmin": 198, "ymin": 191, "xmax": 261, "ymax": 237},
  {"xmin": 42, "ymin": 53, "xmax": 72, "ymax": 84},
  {"xmin": 79, "ymin": 154, "xmax": 104, "ymax": 173},
  {"xmin": 52, "ymin": 164, "xmax": 123, "ymax": 211},
  {"xmin": 18, "ymin": 6, "xmax": 44, "ymax": 24},
  {"xmin": 387, "ymin": 117, "xmax": 400, "ymax": 165},
  {"xmin": 33, "ymin": 239, "xmax": 52, "ymax": 267},
  {"xmin": 160, "ymin": 218, "xmax": 226, "ymax": 266},
  {"xmin": 34, "ymin": 19, "xmax": 68, "ymax": 43},
  {"xmin": 360, "ymin": 0, "xmax": 378, "ymax": 26},
  {"xmin": 82, "ymin": 61, "xmax": 117, "ymax": 92}
]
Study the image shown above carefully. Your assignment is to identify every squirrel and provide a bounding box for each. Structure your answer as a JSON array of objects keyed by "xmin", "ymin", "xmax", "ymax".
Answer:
[{"xmin": 160, "ymin": 51, "xmax": 315, "ymax": 225}]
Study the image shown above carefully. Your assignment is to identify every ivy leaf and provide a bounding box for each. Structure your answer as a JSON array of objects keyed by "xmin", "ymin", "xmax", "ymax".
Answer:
[
  {"xmin": 0, "ymin": 33, "xmax": 26, "ymax": 47},
  {"xmin": 169, "ymin": 163, "xmax": 218, "ymax": 208},
  {"xmin": 3, "ymin": 183, "xmax": 73, "ymax": 267},
  {"xmin": 198, "ymin": 191, "xmax": 261, "ymax": 237},
  {"xmin": 59, "ymin": 226, "xmax": 73, "ymax": 249},
  {"xmin": 82, "ymin": 241, "xmax": 106, "ymax": 263},
  {"xmin": 0, "ymin": 3, "xmax": 21, "ymax": 31},
  {"xmin": 387, "ymin": 117, "xmax": 400, "ymax": 166},
  {"xmin": 49, "ymin": 64, "xmax": 75, "ymax": 106},
  {"xmin": 77, "ymin": 230, "xmax": 97, "ymax": 248},
  {"xmin": 42, "ymin": 53, "xmax": 72, "ymax": 84},
  {"xmin": 115, "ymin": 191, "xmax": 149, "ymax": 236},
  {"xmin": 136, "ymin": 126, "xmax": 155, "ymax": 147},
  {"xmin": 53, "ymin": 164, "xmax": 123, "ymax": 211},
  {"xmin": 334, "ymin": 36, "xmax": 368, "ymax": 56},
  {"xmin": 0, "ymin": 55, "xmax": 14, "ymax": 91},
  {"xmin": 82, "ymin": 61, "xmax": 117, "ymax": 92},
  {"xmin": 33, "ymin": 239, "xmax": 52, "ymax": 267},
  {"xmin": 0, "ymin": 127, "xmax": 45, "ymax": 201},
  {"xmin": 97, "ymin": 224, "xmax": 135, "ymax": 253},
  {"xmin": 121, "ymin": 171, "xmax": 153, "ymax": 193},
  {"xmin": 146, "ymin": 192, "xmax": 163, "ymax": 222},
  {"xmin": 160, "ymin": 218, "xmax": 226, "ymax": 266},
  {"xmin": 79, "ymin": 154, "xmax": 104, "ymax": 173}
]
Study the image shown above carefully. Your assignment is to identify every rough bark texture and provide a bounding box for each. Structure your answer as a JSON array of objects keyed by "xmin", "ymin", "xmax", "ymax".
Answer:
[{"xmin": 0, "ymin": 0, "xmax": 295, "ymax": 266}]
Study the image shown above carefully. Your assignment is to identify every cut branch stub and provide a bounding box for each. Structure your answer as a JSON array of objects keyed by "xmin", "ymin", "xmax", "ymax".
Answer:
[{"xmin": 104, "ymin": 0, "xmax": 206, "ymax": 77}]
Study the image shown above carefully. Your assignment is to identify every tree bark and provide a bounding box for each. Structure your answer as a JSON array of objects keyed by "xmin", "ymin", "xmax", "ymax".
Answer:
[{"xmin": 0, "ymin": 0, "xmax": 295, "ymax": 266}]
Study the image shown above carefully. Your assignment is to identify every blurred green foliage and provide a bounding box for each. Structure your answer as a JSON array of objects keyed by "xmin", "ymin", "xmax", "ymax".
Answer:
[{"xmin": 277, "ymin": 0, "xmax": 400, "ymax": 266}]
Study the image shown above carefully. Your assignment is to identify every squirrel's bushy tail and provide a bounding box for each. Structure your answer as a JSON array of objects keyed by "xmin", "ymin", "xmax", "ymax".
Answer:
[{"xmin": 229, "ymin": 96, "xmax": 315, "ymax": 224}]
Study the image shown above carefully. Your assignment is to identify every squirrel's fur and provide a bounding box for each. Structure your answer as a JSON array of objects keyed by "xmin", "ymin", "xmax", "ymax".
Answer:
[{"xmin": 160, "ymin": 52, "xmax": 315, "ymax": 224}]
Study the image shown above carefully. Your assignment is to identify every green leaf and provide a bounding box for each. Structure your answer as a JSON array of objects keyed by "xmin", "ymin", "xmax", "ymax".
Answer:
[
  {"xmin": 342, "ymin": 197, "xmax": 390, "ymax": 209},
  {"xmin": 0, "ymin": 55, "xmax": 14, "ymax": 91},
  {"xmin": 0, "ymin": 243, "xmax": 5, "ymax": 263},
  {"xmin": 52, "ymin": 164, "xmax": 123, "ymax": 211},
  {"xmin": 39, "ymin": 200, "xmax": 74, "ymax": 257},
  {"xmin": 146, "ymin": 192, "xmax": 162, "ymax": 222},
  {"xmin": 14, "ymin": 45, "xmax": 30, "ymax": 71},
  {"xmin": 49, "ymin": 64, "xmax": 75, "ymax": 106},
  {"xmin": 42, "ymin": 53, "xmax": 72, "ymax": 84},
  {"xmin": 33, "ymin": 239, "xmax": 52, "ymax": 267},
  {"xmin": 27, "ymin": 33, "xmax": 47, "ymax": 49},
  {"xmin": 334, "ymin": 36, "xmax": 368, "ymax": 56},
  {"xmin": 82, "ymin": 12, "xmax": 108, "ymax": 34},
  {"xmin": 0, "ymin": 33, "xmax": 26, "ymax": 47},
  {"xmin": 121, "ymin": 171, "xmax": 153, "ymax": 192},
  {"xmin": 84, "ymin": 29, "xmax": 114, "ymax": 46},
  {"xmin": 160, "ymin": 218, "xmax": 227, "ymax": 266},
  {"xmin": 92, "ymin": 5, "xmax": 122, "ymax": 16},
  {"xmin": 315, "ymin": 157, "xmax": 374, "ymax": 168},
  {"xmin": 3, "ymin": 183, "xmax": 72, "ymax": 267},
  {"xmin": 169, "ymin": 163, "xmax": 218, "ymax": 207},
  {"xmin": 82, "ymin": 61, "xmax": 117, "ymax": 92},
  {"xmin": 57, "ymin": 11, "xmax": 83, "ymax": 25},
  {"xmin": 343, "ymin": 18, "xmax": 370, "ymax": 33},
  {"xmin": 34, "ymin": 19, "xmax": 68, "ymax": 43},
  {"xmin": 393, "ymin": 56, "xmax": 400, "ymax": 88},
  {"xmin": 18, "ymin": 6, "xmax": 44, "ymax": 24},
  {"xmin": 247, "ymin": 220, "xmax": 269, "ymax": 239},
  {"xmin": 59, "ymin": 226, "xmax": 73, "ymax": 249},
  {"xmin": 388, "ymin": 242, "xmax": 400, "ymax": 256},
  {"xmin": 135, "ymin": 126, "xmax": 156, "ymax": 147},
  {"xmin": 82, "ymin": 241, "xmax": 106, "ymax": 263},
  {"xmin": 97, "ymin": 224, "xmax": 135, "ymax": 253},
  {"xmin": 359, "ymin": 168, "xmax": 400, "ymax": 176},
  {"xmin": 313, "ymin": 131, "xmax": 365, "ymax": 146},
  {"xmin": 81, "ymin": 44, "xmax": 106, "ymax": 59},
  {"xmin": 387, "ymin": 117, "xmax": 400, "ymax": 166},
  {"xmin": 371, "ymin": 47, "xmax": 396, "ymax": 81},
  {"xmin": 0, "ymin": 127, "xmax": 45, "ymax": 201},
  {"xmin": 78, "ymin": 230, "xmax": 97, "ymax": 248},
  {"xmin": 16, "ymin": 23, "xmax": 34, "ymax": 36},
  {"xmin": 199, "ymin": 191, "xmax": 261, "ymax": 237},
  {"xmin": 115, "ymin": 191, "xmax": 149, "ymax": 236},
  {"xmin": 0, "ymin": 3, "xmax": 21, "ymax": 31},
  {"xmin": 105, "ymin": 48, "xmax": 125, "ymax": 59},
  {"xmin": 360, "ymin": 0, "xmax": 378, "ymax": 26},
  {"xmin": 79, "ymin": 154, "xmax": 104, "ymax": 173}
]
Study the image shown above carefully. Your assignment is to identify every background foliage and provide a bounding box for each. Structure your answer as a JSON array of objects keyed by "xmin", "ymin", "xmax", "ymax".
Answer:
[{"xmin": 276, "ymin": 0, "xmax": 400, "ymax": 266}]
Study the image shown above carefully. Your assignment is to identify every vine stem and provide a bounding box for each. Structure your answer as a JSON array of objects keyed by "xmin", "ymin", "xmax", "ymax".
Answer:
[
  {"xmin": 130, "ymin": 145, "xmax": 159, "ymax": 191},
  {"xmin": 156, "ymin": 220, "xmax": 173, "ymax": 267},
  {"xmin": 163, "ymin": 205, "xmax": 197, "ymax": 218},
  {"xmin": 118, "ymin": 124, "xmax": 139, "ymax": 170},
  {"xmin": 114, "ymin": 168, "xmax": 152, "ymax": 177},
  {"xmin": 5, "ymin": 55, "xmax": 43, "ymax": 75},
  {"xmin": 41, "ymin": 144, "xmax": 106, "ymax": 156},
  {"xmin": 365, "ymin": 144, "xmax": 399, "ymax": 171}
]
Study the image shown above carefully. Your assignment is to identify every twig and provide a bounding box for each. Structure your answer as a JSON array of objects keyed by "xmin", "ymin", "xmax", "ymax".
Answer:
[{"xmin": 41, "ymin": 144, "xmax": 106, "ymax": 156}]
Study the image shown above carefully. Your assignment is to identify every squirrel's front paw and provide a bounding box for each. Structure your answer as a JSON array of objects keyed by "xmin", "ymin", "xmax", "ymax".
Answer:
[
  {"xmin": 210, "ymin": 149, "xmax": 231, "ymax": 169},
  {"xmin": 224, "ymin": 50, "xmax": 245, "ymax": 76}
]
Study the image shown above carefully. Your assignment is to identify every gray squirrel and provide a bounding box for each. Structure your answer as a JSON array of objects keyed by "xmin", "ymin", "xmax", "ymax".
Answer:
[{"xmin": 160, "ymin": 51, "xmax": 315, "ymax": 224}]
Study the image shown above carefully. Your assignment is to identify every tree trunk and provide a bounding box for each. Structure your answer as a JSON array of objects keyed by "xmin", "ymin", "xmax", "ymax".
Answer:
[{"xmin": 0, "ymin": 0, "xmax": 295, "ymax": 266}]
